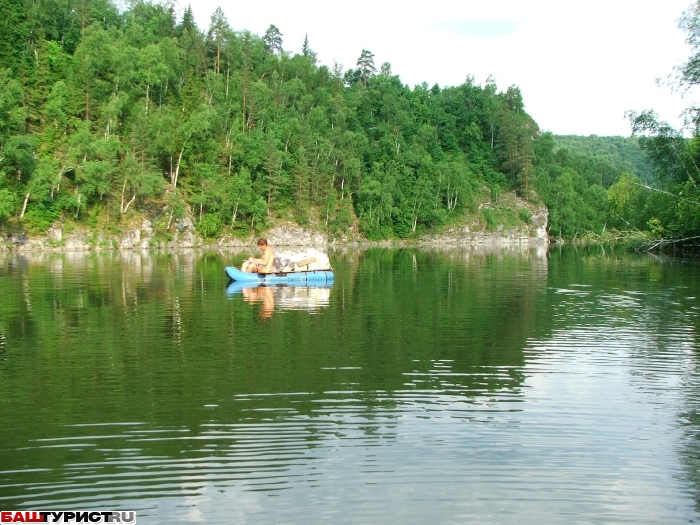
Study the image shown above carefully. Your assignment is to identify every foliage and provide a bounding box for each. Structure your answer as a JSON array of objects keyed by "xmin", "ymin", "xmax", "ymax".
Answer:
[
  {"xmin": 533, "ymin": 132, "xmax": 619, "ymax": 238},
  {"xmin": 0, "ymin": 0, "xmax": 633, "ymax": 242},
  {"xmin": 197, "ymin": 213, "xmax": 221, "ymax": 238},
  {"xmin": 621, "ymin": 1, "xmax": 700, "ymax": 246},
  {"xmin": 579, "ymin": 229, "xmax": 654, "ymax": 250},
  {"xmin": 519, "ymin": 208, "xmax": 532, "ymax": 223},
  {"xmin": 553, "ymin": 135, "xmax": 654, "ymax": 183},
  {"xmin": 0, "ymin": 188, "xmax": 15, "ymax": 222}
]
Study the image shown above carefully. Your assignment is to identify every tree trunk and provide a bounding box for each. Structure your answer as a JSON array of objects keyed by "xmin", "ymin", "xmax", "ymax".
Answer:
[
  {"xmin": 172, "ymin": 146, "xmax": 185, "ymax": 187},
  {"xmin": 412, "ymin": 201, "xmax": 421, "ymax": 232},
  {"xmin": 122, "ymin": 192, "xmax": 136, "ymax": 214},
  {"xmin": 120, "ymin": 175, "xmax": 136, "ymax": 214},
  {"xmin": 231, "ymin": 202, "xmax": 238, "ymax": 226},
  {"xmin": 199, "ymin": 186, "xmax": 204, "ymax": 224},
  {"xmin": 242, "ymin": 49, "xmax": 249, "ymax": 132},
  {"xmin": 20, "ymin": 193, "xmax": 30, "ymax": 219}
]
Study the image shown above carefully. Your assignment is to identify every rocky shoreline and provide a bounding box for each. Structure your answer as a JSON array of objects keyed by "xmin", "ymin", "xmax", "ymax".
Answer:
[{"xmin": 0, "ymin": 198, "xmax": 549, "ymax": 253}]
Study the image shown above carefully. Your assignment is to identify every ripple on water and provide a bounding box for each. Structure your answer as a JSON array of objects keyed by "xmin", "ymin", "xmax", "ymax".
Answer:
[{"xmin": 2, "ymin": 250, "xmax": 700, "ymax": 524}]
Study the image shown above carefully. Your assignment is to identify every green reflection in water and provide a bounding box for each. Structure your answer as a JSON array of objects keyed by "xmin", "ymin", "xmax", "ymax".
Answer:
[
  {"xmin": 0, "ymin": 245, "xmax": 699, "ymax": 523},
  {"xmin": 0, "ymin": 248, "xmax": 543, "ymax": 495}
]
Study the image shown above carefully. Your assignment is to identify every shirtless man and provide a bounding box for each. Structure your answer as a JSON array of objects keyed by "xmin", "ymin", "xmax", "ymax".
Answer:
[{"xmin": 241, "ymin": 238, "xmax": 274, "ymax": 273}]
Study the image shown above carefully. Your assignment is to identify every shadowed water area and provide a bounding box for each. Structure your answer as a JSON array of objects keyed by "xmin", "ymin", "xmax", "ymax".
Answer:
[{"xmin": 1, "ymin": 246, "xmax": 700, "ymax": 524}]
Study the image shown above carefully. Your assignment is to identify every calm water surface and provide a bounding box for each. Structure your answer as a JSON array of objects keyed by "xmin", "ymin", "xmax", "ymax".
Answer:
[{"xmin": 1, "ymin": 245, "xmax": 700, "ymax": 524}]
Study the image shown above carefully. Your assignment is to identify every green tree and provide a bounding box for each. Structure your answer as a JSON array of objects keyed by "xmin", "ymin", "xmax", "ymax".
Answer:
[
  {"xmin": 623, "ymin": 2, "xmax": 700, "ymax": 241},
  {"xmin": 207, "ymin": 7, "xmax": 230, "ymax": 74},
  {"xmin": 0, "ymin": 1, "xmax": 28, "ymax": 74},
  {"xmin": 301, "ymin": 34, "xmax": 317, "ymax": 64},
  {"xmin": 356, "ymin": 49, "xmax": 376, "ymax": 85},
  {"xmin": 0, "ymin": 0, "xmax": 614, "ymax": 242},
  {"xmin": 225, "ymin": 167, "xmax": 253, "ymax": 227},
  {"xmin": 263, "ymin": 24, "xmax": 283, "ymax": 55},
  {"xmin": 0, "ymin": 187, "xmax": 15, "ymax": 223}
]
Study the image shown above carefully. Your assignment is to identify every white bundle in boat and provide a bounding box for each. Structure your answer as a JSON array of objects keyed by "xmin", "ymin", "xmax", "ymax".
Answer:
[
  {"xmin": 275, "ymin": 248, "xmax": 331, "ymax": 271},
  {"xmin": 272, "ymin": 252, "xmax": 295, "ymax": 272}
]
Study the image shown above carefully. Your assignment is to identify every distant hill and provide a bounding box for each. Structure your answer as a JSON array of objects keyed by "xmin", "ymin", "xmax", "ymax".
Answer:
[{"xmin": 553, "ymin": 135, "xmax": 654, "ymax": 182}]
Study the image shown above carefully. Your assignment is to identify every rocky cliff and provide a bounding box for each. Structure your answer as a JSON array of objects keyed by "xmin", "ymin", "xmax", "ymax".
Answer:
[{"xmin": 1, "ymin": 193, "xmax": 548, "ymax": 252}]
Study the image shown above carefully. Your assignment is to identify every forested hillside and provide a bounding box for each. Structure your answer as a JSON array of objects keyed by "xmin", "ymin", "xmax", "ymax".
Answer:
[
  {"xmin": 0, "ymin": 0, "xmax": 651, "ymax": 242},
  {"xmin": 553, "ymin": 135, "xmax": 653, "ymax": 183}
]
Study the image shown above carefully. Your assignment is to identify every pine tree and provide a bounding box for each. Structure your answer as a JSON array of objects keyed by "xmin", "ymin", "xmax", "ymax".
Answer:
[
  {"xmin": 356, "ymin": 49, "xmax": 376, "ymax": 85},
  {"xmin": 207, "ymin": 7, "xmax": 230, "ymax": 74},
  {"xmin": 263, "ymin": 24, "xmax": 283, "ymax": 55}
]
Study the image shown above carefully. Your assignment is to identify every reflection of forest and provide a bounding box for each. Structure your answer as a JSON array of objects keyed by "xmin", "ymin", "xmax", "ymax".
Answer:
[
  {"xmin": 341, "ymin": 245, "xmax": 548, "ymax": 381},
  {"xmin": 0, "ymin": 246, "xmax": 551, "ymax": 414},
  {"xmin": 6, "ymin": 247, "xmax": 700, "ymax": 513},
  {"xmin": 0, "ymin": 246, "xmax": 551, "ymax": 499}
]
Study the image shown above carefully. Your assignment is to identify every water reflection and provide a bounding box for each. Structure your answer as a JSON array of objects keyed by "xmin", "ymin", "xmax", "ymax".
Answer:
[
  {"xmin": 227, "ymin": 282, "xmax": 333, "ymax": 317},
  {"xmin": 2, "ymin": 247, "xmax": 700, "ymax": 523}
]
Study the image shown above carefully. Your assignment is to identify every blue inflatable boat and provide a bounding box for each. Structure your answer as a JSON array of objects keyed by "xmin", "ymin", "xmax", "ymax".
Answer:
[{"xmin": 225, "ymin": 266, "xmax": 334, "ymax": 285}]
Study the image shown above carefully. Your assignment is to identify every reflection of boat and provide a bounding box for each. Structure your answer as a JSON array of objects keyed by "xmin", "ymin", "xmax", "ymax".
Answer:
[
  {"xmin": 226, "ymin": 282, "xmax": 333, "ymax": 312},
  {"xmin": 225, "ymin": 266, "xmax": 334, "ymax": 285}
]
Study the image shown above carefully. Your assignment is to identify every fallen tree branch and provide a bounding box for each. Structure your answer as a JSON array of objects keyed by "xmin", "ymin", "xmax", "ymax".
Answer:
[
  {"xmin": 632, "ymin": 182, "xmax": 679, "ymax": 198},
  {"xmin": 646, "ymin": 234, "xmax": 700, "ymax": 252}
]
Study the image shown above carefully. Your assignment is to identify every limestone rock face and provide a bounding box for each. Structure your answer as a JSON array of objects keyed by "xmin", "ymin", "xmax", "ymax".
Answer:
[
  {"xmin": 64, "ymin": 234, "xmax": 88, "ymax": 251},
  {"xmin": 531, "ymin": 207, "xmax": 549, "ymax": 240},
  {"xmin": 265, "ymin": 222, "xmax": 327, "ymax": 247},
  {"xmin": 8, "ymin": 232, "xmax": 27, "ymax": 246},
  {"xmin": 120, "ymin": 219, "xmax": 154, "ymax": 250},
  {"xmin": 1, "ymin": 194, "xmax": 548, "ymax": 252},
  {"xmin": 416, "ymin": 193, "xmax": 549, "ymax": 245},
  {"xmin": 140, "ymin": 219, "xmax": 153, "ymax": 249},
  {"xmin": 168, "ymin": 217, "xmax": 199, "ymax": 249},
  {"xmin": 47, "ymin": 225, "xmax": 63, "ymax": 242},
  {"xmin": 119, "ymin": 227, "xmax": 141, "ymax": 249}
]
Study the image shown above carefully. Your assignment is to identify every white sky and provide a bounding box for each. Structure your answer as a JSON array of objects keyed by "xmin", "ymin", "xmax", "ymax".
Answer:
[{"xmin": 183, "ymin": 0, "xmax": 695, "ymax": 137}]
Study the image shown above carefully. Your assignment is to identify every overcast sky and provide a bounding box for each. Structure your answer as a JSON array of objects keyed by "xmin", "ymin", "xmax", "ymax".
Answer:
[{"xmin": 182, "ymin": 0, "xmax": 694, "ymax": 137}]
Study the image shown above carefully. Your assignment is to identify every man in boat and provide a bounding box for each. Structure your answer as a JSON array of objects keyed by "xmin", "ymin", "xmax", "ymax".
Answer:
[{"xmin": 241, "ymin": 238, "xmax": 275, "ymax": 273}]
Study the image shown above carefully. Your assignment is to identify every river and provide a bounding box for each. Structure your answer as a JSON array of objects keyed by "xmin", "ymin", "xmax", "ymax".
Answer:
[{"xmin": 0, "ymin": 245, "xmax": 699, "ymax": 524}]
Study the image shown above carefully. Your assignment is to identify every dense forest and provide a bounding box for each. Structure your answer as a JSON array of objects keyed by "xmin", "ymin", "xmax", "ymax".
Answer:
[
  {"xmin": 553, "ymin": 135, "xmax": 654, "ymax": 183},
  {"xmin": 0, "ymin": 0, "xmax": 695, "ymax": 244}
]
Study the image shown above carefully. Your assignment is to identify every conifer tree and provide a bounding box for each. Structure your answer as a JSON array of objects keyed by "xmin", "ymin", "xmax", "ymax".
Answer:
[
  {"xmin": 263, "ymin": 24, "xmax": 283, "ymax": 55},
  {"xmin": 302, "ymin": 34, "xmax": 317, "ymax": 63},
  {"xmin": 356, "ymin": 49, "xmax": 376, "ymax": 85},
  {"xmin": 207, "ymin": 7, "xmax": 230, "ymax": 74}
]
